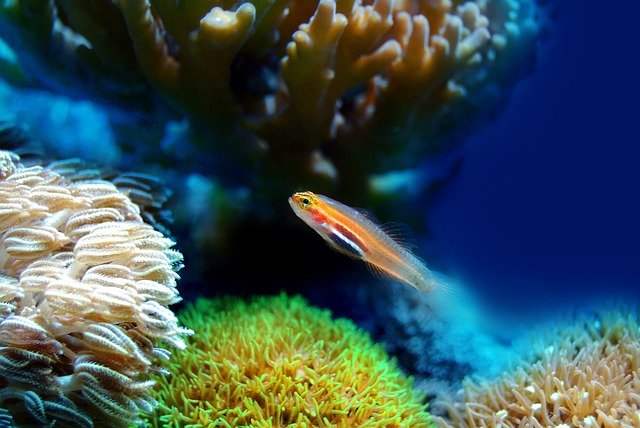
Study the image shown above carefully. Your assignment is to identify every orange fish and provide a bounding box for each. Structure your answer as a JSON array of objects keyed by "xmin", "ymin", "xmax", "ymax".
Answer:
[{"xmin": 289, "ymin": 191, "xmax": 466, "ymax": 319}]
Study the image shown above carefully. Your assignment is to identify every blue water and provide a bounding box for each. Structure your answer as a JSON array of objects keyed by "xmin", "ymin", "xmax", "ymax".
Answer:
[{"xmin": 425, "ymin": 0, "xmax": 640, "ymax": 318}]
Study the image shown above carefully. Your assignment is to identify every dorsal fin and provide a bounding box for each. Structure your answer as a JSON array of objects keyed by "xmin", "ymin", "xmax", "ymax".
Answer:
[
  {"xmin": 379, "ymin": 222, "xmax": 418, "ymax": 250},
  {"xmin": 350, "ymin": 205, "xmax": 380, "ymax": 223},
  {"xmin": 351, "ymin": 206, "xmax": 418, "ymax": 251}
]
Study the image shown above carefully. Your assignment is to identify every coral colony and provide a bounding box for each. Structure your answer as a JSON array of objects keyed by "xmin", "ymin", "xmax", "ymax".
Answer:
[
  {"xmin": 0, "ymin": 151, "xmax": 190, "ymax": 426},
  {"xmin": 0, "ymin": 0, "xmax": 536, "ymax": 206},
  {"xmin": 1, "ymin": 1, "xmax": 638, "ymax": 428},
  {"xmin": 439, "ymin": 310, "xmax": 640, "ymax": 427},
  {"xmin": 150, "ymin": 294, "xmax": 432, "ymax": 427}
]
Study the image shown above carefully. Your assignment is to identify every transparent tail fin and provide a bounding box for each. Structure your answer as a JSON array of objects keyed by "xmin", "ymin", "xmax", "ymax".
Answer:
[{"xmin": 420, "ymin": 270, "xmax": 479, "ymax": 325}]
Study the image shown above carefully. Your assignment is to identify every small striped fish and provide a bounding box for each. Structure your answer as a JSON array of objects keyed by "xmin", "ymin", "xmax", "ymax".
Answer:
[{"xmin": 289, "ymin": 191, "xmax": 466, "ymax": 319}]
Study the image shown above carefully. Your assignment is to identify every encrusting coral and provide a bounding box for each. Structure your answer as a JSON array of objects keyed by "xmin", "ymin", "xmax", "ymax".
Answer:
[
  {"xmin": 0, "ymin": 150, "xmax": 191, "ymax": 427},
  {"xmin": 437, "ymin": 308, "xmax": 640, "ymax": 427},
  {"xmin": 0, "ymin": 0, "xmax": 539, "ymax": 205},
  {"xmin": 146, "ymin": 293, "xmax": 433, "ymax": 427}
]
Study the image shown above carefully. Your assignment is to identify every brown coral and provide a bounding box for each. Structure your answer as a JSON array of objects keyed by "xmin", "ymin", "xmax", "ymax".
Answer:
[
  {"xmin": 438, "ymin": 309, "xmax": 640, "ymax": 428},
  {"xmin": 0, "ymin": 150, "xmax": 191, "ymax": 427},
  {"xmin": 0, "ymin": 0, "xmax": 538, "ymax": 203}
]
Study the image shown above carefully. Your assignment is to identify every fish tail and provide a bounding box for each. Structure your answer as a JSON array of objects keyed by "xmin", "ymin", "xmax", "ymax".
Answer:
[{"xmin": 417, "ymin": 269, "xmax": 477, "ymax": 323}]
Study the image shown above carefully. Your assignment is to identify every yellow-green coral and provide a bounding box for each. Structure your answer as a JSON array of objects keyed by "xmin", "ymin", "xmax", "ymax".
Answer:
[
  {"xmin": 147, "ymin": 294, "xmax": 433, "ymax": 427},
  {"xmin": 439, "ymin": 308, "xmax": 640, "ymax": 427}
]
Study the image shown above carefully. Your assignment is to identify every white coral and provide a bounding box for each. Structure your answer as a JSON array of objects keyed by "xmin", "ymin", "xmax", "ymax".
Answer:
[{"xmin": 0, "ymin": 151, "xmax": 191, "ymax": 427}]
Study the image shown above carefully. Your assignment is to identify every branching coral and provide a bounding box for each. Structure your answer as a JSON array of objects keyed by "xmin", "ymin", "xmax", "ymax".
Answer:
[
  {"xmin": 147, "ymin": 293, "xmax": 433, "ymax": 427},
  {"xmin": 438, "ymin": 308, "xmax": 640, "ymax": 427},
  {"xmin": 0, "ymin": 150, "xmax": 191, "ymax": 427},
  {"xmin": 0, "ymin": 0, "xmax": 539, "ymax": 204}
]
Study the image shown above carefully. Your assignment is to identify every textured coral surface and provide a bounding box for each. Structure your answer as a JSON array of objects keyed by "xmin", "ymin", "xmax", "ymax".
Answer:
[
  {"xmin": 147, "ymin": 294, "xmax": 433, "ymax": 427},
  {"xmin": 438, "ymin": 309, "xmax": 640, "ymax": 427},
  {"xmin": 0, "ymin": 0, "xmax": 539, "ymax": 206},
  {"xmin": 0, "ymin": 151, "xmax": 190, "ymax": 427}
]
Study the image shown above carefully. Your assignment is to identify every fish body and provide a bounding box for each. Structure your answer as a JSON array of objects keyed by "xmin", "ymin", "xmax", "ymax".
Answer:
[{"xmin": 289, "ymin": 191, "xmax": 438, "ymax": 294}]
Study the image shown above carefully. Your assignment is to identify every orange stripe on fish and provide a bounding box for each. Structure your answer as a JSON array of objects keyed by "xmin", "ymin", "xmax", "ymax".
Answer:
[{"xmin": 289, "ymin": 191, "xmax": 469, "ymax": 320}]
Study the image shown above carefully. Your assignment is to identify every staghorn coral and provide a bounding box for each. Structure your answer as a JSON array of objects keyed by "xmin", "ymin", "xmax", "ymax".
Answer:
[
  {"xmin": 0, "ymin": 150, "xmax": 191, "ymax": 427},
  {"xmin": 146, "ymin": 293, "xmax": 433, "ymax": 427},
  {"xmin": 0, "ymin": 0, "xmax": 539, "ymax": 205},
  {"xmin": 437, "ymin": 308, "xmax": 640, "ymax": 428}
]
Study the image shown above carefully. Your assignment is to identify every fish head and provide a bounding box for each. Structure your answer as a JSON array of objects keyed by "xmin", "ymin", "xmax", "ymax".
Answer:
[{"xmin": 289, "ymin": 191, "xmax": 321, "ymax": 220}]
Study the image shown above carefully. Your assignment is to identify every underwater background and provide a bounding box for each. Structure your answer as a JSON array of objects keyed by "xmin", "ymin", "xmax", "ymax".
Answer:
[
  {"xmin": 0, "ymin": 0, "xmax": 638, "ymax": 427},
  {"xmin": 424, "ymin": 0, "xmax": 640, "ymax": 320}
]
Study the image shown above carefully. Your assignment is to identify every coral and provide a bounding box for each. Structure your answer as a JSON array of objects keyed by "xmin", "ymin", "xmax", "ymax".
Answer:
[
  {"xmin": 438, "ymin": 308, "xmax": 640, "ymax": 427},
  {"xmin": 146, "ymin": 293, "xmax": 433, "ymax": 427},
  {"xmin": 0, "ymin": 0, "xmax": 539, "ymax": 205},
  {"xmin": 0, "ymin": 150, "xmax": 191, "ymax": 427}
]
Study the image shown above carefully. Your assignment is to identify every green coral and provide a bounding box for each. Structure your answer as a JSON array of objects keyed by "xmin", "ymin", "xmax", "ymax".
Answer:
[{"xmin": 146, "ymin": 294, "xmax": 433, "ymax": 427}]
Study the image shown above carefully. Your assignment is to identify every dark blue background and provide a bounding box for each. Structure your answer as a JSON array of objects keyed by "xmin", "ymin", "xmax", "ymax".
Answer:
[{"xmin": 425, "ymin": 0, "xmax": 639, "ymax": 318}]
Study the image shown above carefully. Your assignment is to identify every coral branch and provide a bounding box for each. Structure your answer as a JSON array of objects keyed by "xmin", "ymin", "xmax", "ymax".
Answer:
[
  {"xmin": 115, "ymin": 0, "xmax": 180, "ymax": 96},
  {"xmin": 331, "ymin": 0, "xmax": 399, "ymax": 99},
  {"xmin": 187, "ymin": 4, "xmax": 257, "ymax": 123},
  {"xmin": 242, "ymin": 0, "xmax": 291, "ymax": 56},
  {"xmin": 263, "ymin": 0, "xmax": 348, "ymax": 152},
  {"xmin": 0, "ymin": 0, "xmax": 542, "ymax": 222}
]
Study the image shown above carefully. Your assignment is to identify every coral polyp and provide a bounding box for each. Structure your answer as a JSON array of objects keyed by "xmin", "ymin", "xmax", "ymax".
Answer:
[
  {"xmin": 0, "ymin": 150, "xmax": 191, "ymax": 427},
  {"xmin": 439, "ymin": 309, "xmax": 640, "ymax": 427},
  {"xmin": 147, "ymin": 294, "xmax": 433, "ymax": 427}
]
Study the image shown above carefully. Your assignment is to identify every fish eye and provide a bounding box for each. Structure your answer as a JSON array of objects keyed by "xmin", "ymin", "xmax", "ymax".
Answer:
[{"xmin": 300, "ymin": 197, "xmax": 310, "ymax": 208}]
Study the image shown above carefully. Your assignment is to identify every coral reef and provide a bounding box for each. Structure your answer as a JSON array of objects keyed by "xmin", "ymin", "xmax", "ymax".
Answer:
[
  {"xmin": 0, "ymin": 150, "xmax": 191, "ymax": 427},
  {"xmin": 147, "ymin": 293, "xmax": 433, "ymax": 427},
  {"xmin": 0, "ymin": 0, "xmax": 539, "ymax": 205},
  {"xmin": 438, "ymin": 308, "xmax": 640, "ymax": 427},
  {"xmin": 0, "ymin": 1, "xmax": 544, "ymax": 285}
]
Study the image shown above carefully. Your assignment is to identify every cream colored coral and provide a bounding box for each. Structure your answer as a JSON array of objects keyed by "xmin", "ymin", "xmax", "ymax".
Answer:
[
  {"xmin": 0, "ymin": 152, "xmax": 190, "ymax": 427},
  {"xmin": 439, "ymin": 310, "xmax": 640, "ymax": 428}
]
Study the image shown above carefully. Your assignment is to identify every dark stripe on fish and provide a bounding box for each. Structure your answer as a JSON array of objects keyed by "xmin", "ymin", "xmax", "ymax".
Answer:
[
  {"xmin": 328, "ymin": 228, "xmax": 366, "ymax": 258},
  {"xmin": 333, "ymin": 224, "xmax": 368, "ymax": 252}
]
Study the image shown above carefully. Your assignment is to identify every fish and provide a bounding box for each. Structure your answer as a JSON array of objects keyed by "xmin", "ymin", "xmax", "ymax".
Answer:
[{"xmin": 289, "ymin": 191, "xmax": 468, "ymax": 319}]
